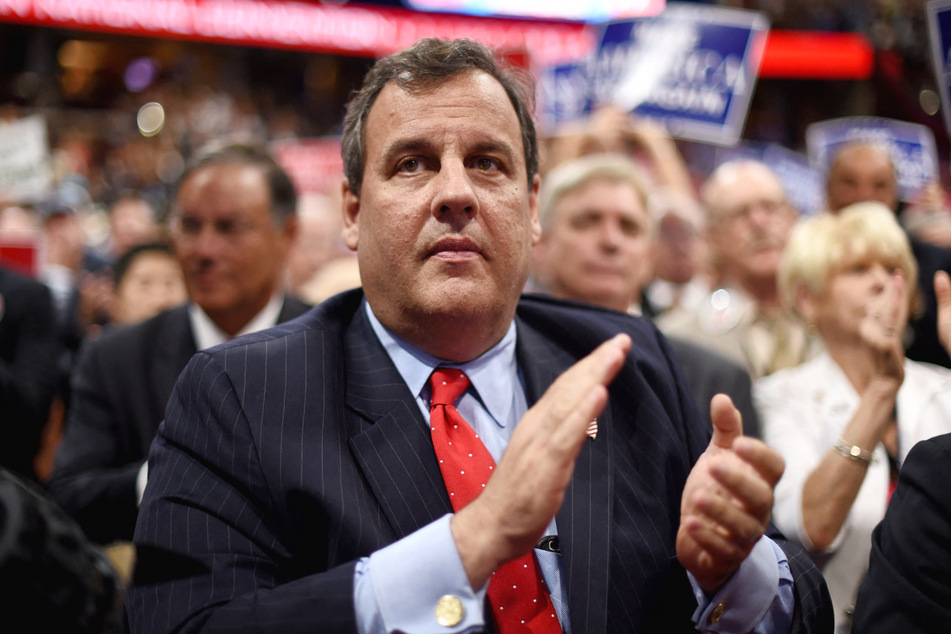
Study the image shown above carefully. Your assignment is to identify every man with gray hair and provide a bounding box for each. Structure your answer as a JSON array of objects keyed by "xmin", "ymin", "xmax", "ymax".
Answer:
[
  {"xmin": 659, "ymin": 159, "xmax": 820, "ymax": 379},
  {"xmin": 129, "ymin": 39, "xmax": 830, "ymax": 633},
  {"xmin": 533, "ymin": 153, "xmax": 760, "ymax": 438}
]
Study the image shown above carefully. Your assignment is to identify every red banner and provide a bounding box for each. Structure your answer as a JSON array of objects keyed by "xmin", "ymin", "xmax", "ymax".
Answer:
[
  {"xmin": 0, "ymin": 0, "xmax": 595, "ymax": 65},
  {"xmin": 271, "ymin": 136, "xmax": 343, "ymax": 195}
]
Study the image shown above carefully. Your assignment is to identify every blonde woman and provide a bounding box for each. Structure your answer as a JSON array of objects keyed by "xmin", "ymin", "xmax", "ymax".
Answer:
[{"xmin": 754, "ymin": 202, "xmax": 951, "ymax": 632}]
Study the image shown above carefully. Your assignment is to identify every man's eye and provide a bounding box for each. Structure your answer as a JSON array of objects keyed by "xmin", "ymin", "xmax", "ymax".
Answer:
[
  {"xmin": 399, "ymin": 159, "xmax": 420, "ymax": 173},
  {"xmin": 475, "ymin": 157, "xmax": 497, "ymax": 171},
  {"xmin": 179, "ymin": 218, "xmax": 201, "ymax": 234}
]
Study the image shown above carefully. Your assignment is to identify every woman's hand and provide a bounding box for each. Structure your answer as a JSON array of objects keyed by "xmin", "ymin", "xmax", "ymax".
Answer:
[
  {"xmin": 860, "ymin": 270, "xmax": 906, "ymax": 389},
  {"xmin": 935, "ymin": 270, "xmax": 951, "ymax": 355}
]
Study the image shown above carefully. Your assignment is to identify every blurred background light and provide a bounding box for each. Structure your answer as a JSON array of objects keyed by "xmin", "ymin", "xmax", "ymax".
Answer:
[
  {"xmin": 124, "ymin": 57, "xmax": 159, "ymax": 93},
  {"xmin": 137, "ymin": 102, "xmax": 165, "ymax": 137}
]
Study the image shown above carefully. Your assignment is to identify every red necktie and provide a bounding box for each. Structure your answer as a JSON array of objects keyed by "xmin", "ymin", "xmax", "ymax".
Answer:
[{"xmin": 429, "ymin": 368, "xmax": 563, "ymax": 633}]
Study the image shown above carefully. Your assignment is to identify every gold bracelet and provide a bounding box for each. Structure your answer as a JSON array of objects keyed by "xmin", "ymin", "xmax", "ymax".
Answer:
[{"xmin": 833, "ymin": 438, "xmax": 877, "ymax": 464}]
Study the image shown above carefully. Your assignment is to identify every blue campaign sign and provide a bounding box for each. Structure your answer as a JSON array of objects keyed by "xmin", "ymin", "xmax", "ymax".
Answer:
[
  {"xmin": 537, "ymin": 61, "xmax": 593, "ymax": 133},
  {"xmin": 590, "ymin": 3, "xmax": 768, "ymax": 145},
  {"xmin": 927, "ymin": 0, "xmax": 951, "ymax": 136},
  {"xmin": 806, "ymin": 116, "xmax": 939, "ymax": 203},
  {"xmin": 760, "ymin": 143, "xmax": 825, "ymax": 216}
]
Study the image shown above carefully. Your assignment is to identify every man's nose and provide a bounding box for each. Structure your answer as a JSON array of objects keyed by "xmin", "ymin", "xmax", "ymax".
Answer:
[
  {"xmin": 431, "ymin": 161, "xmax": 478, "ymax": 220},
  {"xmin": 189, "ymin": 225, "xmax": 225, "ymax": 257},
  {"xmin": 599, "ymin": 221, "xmax": 623, "ymax": 250},
  {"xmin": 748, "ymin": 205, "xmax": 774, "ymax": 228}
]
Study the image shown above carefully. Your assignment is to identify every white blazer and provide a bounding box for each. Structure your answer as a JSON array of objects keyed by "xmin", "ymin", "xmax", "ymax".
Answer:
[{"xmin": 754, "ymin": 352, "xmax": 951, "ymax": 633}]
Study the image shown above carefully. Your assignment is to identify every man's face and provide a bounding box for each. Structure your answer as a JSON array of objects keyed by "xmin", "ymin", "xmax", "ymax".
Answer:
[
  {"xmin": 654, "ymin": 213, "xmax": 702, "ymax": 285},
  {"xmin": 538, "ymin": 178, "xmax": 652, "ymax": 312},
  {"xmin": 343, "ymin": 70, "xmax": 540, "ymax": 360},
  {"xmin": 170, "ymin": 163, "xmax": 296, "ymax": 334},
  {"xmin": 826, "ymin": 146, "xmax": 899, "ymax": 212},
  {"xmin": 707, "ymin": 167, "xmax": 797, "ymax": 288}
]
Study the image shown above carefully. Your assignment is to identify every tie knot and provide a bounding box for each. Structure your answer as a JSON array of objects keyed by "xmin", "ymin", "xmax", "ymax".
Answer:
[{"xmin": 430, "ymin": 368, "xmax": 470, "ymax": 407}]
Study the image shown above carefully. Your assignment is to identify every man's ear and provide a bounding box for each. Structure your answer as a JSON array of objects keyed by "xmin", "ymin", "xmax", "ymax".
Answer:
[
  {"xmin": 529, "ymin": 174, "xmax": 542, "ymax": 245},
  {"xmin": 280, "ymin": 213, "xmax": 299, "ymax": 251},
  {"xmin": 342, "ymin": 178, "xmax": 360, "ymax": 251}
]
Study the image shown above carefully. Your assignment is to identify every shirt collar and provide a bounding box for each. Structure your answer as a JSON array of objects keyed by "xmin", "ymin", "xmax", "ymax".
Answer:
[
  {"xmin": 189, "ymin": 293, "xmax": 285, "ymax": 350},
  {"xmin": 364, "ymin": 301, "xmax": 519, "ymax": 427}
]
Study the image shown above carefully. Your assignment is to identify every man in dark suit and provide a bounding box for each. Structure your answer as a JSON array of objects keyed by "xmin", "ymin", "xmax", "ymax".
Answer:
[
  {"xmin": 533, "ymin": 153, "xmax": 762, "ymax": 438},
  {"xmin": 851, "ymin": 432, "xmax": 951, "ymax": 632},
  {"xmin": 128, "ymin": 40, "xmax": 831, "ymax": 632},
  {"xmin": 0, "ymin": 265, "xmax": 60, "ymax": 480},
  {"xmin": 48, "ymin": 144, "xmax": 309, "ymax": 544}
]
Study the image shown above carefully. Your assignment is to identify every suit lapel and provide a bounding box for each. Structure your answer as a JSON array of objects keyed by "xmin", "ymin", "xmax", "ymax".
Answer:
[
  {"xmin": 344, "ymin": 305, "xmax": 453, "ymax": 539},
  {"xmin": 516, "ymin": 317, "xmax": 613, "ymax": 634}
]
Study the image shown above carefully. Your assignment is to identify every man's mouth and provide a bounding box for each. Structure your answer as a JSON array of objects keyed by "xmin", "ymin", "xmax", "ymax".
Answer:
[{"xmin": 427, "ymin": 237, "xmax": 483, "ymax": 262}]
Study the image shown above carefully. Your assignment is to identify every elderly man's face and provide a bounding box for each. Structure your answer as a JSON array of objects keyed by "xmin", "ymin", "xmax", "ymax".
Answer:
[
  {"xmin": 707, "ymin": 167, "xmax": 797, "ymax": 287},
  {"xmin": 538, "ymin": 178, "xmax": 652, "ymax": 313},
  {"xmin": 343, "ymin": 70, "xmax": 540, "ymax": 360},
  {"xmin": 826, "ymin": 146, "xmax": 899, "ymax": 213},
  {"xmin": 170, "ymin": 163, "xmax": 296, "ymax": 335}
]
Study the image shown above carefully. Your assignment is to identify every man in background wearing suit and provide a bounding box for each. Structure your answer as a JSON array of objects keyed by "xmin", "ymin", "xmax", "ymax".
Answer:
[
  {"xmin": 49, "ymin": 144, "xmax": 310, "ymax": 544},
  {"xmin": 128, "ymin": 39, "xmax": 831, "ymax": 632},
  {"xmin": 658, "ymin": 160, "xmax": 820, "ymax": 380},
  {"xmin": 0, "ymin": 265, "xmax": 60, "ymax": 480},
  {"xmin": 532, "ymin": 153, "xmax": 762, "ymax": 438}
]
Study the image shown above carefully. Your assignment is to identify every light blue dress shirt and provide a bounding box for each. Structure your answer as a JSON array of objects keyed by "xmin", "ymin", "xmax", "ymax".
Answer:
[{"xmin": 353, "ymin": 301, "xmax": 794, "ymax": 633}]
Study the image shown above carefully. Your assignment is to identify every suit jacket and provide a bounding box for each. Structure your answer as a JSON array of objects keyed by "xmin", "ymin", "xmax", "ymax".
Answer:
[
  {"xmin": 128, "ymin": 290, "xmax": 831, "ymax": 633},
  {"xmin": 657, "ymin": 285, "xmax": 822, "ymax": 381},
  {"xmin": 905, "ymin": 237, "xmax": 951, "ymax": 368},
  {"xmin": 666, "ymin": 336, "xmax": 761, "ymax": 440},
  {"xmin": 48, "ymin": 298, "xmax": 310, "ymax": 544},
  {"xmin": 852, "ymin": 433, "xmax": 951, "ymax": 632},
  {"xmin": 0, "ymin": 267, "xmax": 60, "ymax": 480}
]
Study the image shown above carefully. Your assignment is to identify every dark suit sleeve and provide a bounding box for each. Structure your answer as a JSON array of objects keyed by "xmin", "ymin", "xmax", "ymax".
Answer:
[
  {"xmin": 48, "ymin": 339, "xmax": 143, "ymax": 543},
  {"xmin": 851, "ymin": 434, "xmax": 951, "ymax": 633},
  {"xmin": 0, "ymin": 272, "xmax": 60, "ymax": 479},
  {"xmin": 128, "ymin": 350, "xmax": 358, "ymax": 633}
]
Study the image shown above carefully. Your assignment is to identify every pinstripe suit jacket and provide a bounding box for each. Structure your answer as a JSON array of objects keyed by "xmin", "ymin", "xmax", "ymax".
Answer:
[{"xmin": 128, "ymin": 290, "xmax": 831, "ymax": 633}]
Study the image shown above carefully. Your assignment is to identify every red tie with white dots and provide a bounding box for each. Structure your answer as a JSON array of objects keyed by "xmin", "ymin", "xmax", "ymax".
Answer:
[{"xmin": 428, "ymin": 368, "xmax": 563, "ymax": 633}]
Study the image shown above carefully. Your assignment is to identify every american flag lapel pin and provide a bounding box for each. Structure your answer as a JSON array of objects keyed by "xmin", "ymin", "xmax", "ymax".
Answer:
[{"xmin": 586, "ymin": 418, "xmax": 598, "ymax": 440}]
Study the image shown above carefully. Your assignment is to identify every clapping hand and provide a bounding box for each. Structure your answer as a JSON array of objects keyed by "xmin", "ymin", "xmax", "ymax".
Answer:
[
  {"xmin": 677, "ymin": 394, "xmax": 784, "ymax": 593},
  {"xmin": 935, "ymin": 270, "xmax": 951, "ymax": 355}
]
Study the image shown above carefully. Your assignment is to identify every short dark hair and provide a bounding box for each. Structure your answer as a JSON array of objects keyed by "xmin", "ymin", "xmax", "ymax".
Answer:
[
  {"xmin": 341, "ymin": 38, "xmax": 538, "ymax": 197},
  {"xmin": 112, "ymin": 241, "xmax": 176, "ymax": 288},
  {"xmin": 171, "ymin": 143, "xmax": 297, "ymax": 225}
]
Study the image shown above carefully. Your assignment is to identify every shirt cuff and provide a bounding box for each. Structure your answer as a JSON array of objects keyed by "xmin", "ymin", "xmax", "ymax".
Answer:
[
  {"xmin": 689, "ymin": 536, "xmax": 793, "ymax": 633},
  {"xmin": 355, "ymin": 514, "xmax": 487, "ymax": 634}
]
